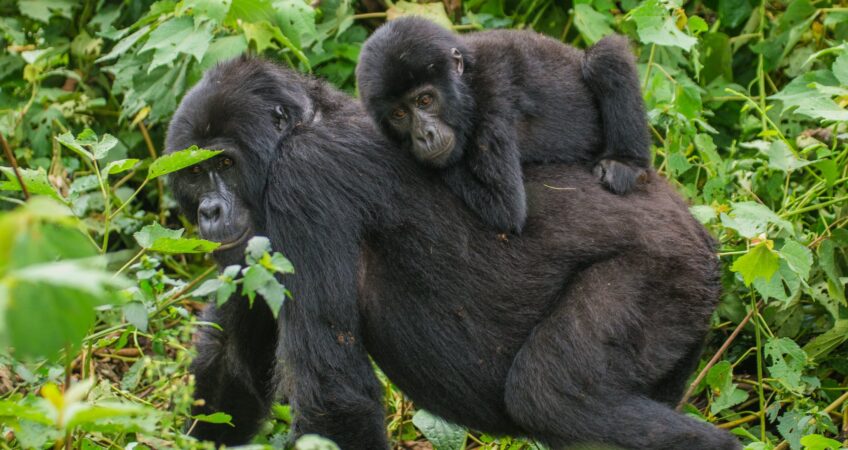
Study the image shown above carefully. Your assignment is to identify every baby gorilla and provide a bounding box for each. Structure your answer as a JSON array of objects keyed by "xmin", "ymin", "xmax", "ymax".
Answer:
[{"xmin": 357, "ymin": 17, "xmax": 651, "ymax": 233}]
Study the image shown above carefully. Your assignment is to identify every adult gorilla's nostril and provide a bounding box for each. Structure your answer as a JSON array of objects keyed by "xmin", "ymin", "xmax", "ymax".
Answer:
[{"xmin": 198, "ymin": 197, "xmax": 223, "ymax": 224}]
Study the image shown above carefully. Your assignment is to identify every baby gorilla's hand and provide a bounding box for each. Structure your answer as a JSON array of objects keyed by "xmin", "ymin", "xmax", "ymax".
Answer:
[{"xmin": 594, "ymin": 159, "xmax": 648, "ymax": 195}]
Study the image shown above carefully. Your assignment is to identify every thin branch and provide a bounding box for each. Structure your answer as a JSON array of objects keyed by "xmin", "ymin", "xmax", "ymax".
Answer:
[
  {"xmin": 677, "ymin": 300, "xmax": 764, "ymax": 410},
  {"xmin": 0, "ymin": 131, "xmax": 30, "ymax": 200}
]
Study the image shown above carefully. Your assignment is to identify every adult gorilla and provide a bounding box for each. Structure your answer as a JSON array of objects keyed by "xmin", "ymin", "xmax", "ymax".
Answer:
[{"xmin": 165, "ymin": 57, "xmax": 739, "ymax": 449}]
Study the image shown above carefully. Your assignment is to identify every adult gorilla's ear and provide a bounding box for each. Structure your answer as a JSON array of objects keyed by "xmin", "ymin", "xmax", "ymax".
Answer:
[
  {"xmin": 450, "ymin": 48, "xmax": 464, "ymax": 76},
  {"xmin": 273, "ymin": 105, "xmax": 289, "ymax": 132}
]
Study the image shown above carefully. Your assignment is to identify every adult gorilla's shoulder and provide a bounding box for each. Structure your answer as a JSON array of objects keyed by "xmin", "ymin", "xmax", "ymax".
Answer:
[{"xmin": 166, "ymin": 57, "xmax": 738, "ymax": 450}]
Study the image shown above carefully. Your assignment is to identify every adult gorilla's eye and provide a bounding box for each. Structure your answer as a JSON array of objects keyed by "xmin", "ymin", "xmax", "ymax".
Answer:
[
  {"xmin": 189, "ymin": 165, "xmax": 203, "ymax": 175},
  {"xmin": 391, "ymin": 108, "xmax": 407, "ymax": 120},
  {"xmin": 220, "ymin": 157, "xmax": 234, "ymax": 169},
  {"xmin": 417, "ymin": 94, "xmax": 433, "ymax": 108}
]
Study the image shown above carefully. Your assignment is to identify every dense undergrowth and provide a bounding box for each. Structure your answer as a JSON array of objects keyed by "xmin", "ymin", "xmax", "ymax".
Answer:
[{"xmin": 0, "ymin": 0, "xmax": 846, "ymax": 448}]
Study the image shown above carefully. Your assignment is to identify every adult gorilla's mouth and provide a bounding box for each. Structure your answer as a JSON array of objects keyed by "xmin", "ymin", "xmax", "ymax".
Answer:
[{"xmin": 213, "ymin": 228, "xmax": 252, "ymax": 252}]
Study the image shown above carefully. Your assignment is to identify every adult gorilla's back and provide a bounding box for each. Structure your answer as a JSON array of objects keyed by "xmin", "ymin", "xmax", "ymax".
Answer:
[{"xmin": 166, "ymin": 57, "xmax": 738, "ymax": 449}]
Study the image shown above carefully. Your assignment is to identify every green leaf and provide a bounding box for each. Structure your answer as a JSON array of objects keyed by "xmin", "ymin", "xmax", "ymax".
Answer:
[
  {"xmin": 273, "ymin": 0, "xmax": 317, "ymax": 49},
  {"xmin": 412, "ymin": 409, "xmax": 466, "ymax": 450},
  {"xmin": 133, "ymin": 223, "xmax": 219, "ymax": 253},
  {"xmin": 140, "ymin": 16, "xmax": 214, "ymax": 71},
  {"xmin": 731, "ymin": 241, "xmax": 780, "ymax": 286},
  {"xmin": 765, "ymin": 337, "xmax": 808, "ymax": 393},
  {"xmin": 628, "ymin": 0, "xmax": 696, "ymax": 51},
  {"xmin": 833, "ymin": 52, "xmax": 848, "ymax": 86},
  {"xmin": 717, "ymin": 0, "xmax": 751, "ymax": 29},
  {"xmin": 97, "ymin": 25, "xmax": 151, "ymax": 62},
  {"xmin": 242, "ymin": 265, "xmax": 286, "ymax": 317},
  {"xmin": 18, "ymin": 0, "xmax": 76, "ymax": 23},
  {"xmin": 101, "ymin": 158, "xmax": 139, "ymax": 176},
  {"xmin": 770, "ymin": 70, "xmax": 848, "ymax": 122},
  {"xmin": 720, "ymin": 201, "xmax": 794, "ymax": 239},
  {"xmin": 573, "ymin": 4, "xmax": 614, "ymax": 45},
  {"xmin": 192, "ymin": 412, "xmax": 234, "ymax": 425},
  {"xmin": 800, "ymin": 434, "xmax": 843, "ymax": 450},
  {"xmin": 122, "ymin": 302, "xmax": 148, "ymax": 332},
  {"xmin": 0, "ymin": 167, "xmax": 65, "ymax": 202},
  {"xmin": 764, "ymin": 141, "xmax": 814, "ymax": 172},
  {"xmin": 147, "ymin": 146, "xmax": 221, "ymax": 179},
  {"xmin": 779, "ymin": 240, "xmax": 813, "ymax": 282},
  {"xmin": 705, "ymin": 361, "xmax": 748, "ymax": 414},
  {"xmin": 803, "ymin": 320, "xmax": 848, "ymax": 361},
  {"xmin": 184, "ymin": 0, "xmax": 232, "ymax": 23},
  {"xmin": 56, "ymin": 131, "xmax": 94, "ymax": 160},
  {"xmin": 386, "ymin": 1, "xmax": 454, "ymax": 30},
  {"xmin": 689, "ymin": 205, "xmax": 716, "ymax": 224}
]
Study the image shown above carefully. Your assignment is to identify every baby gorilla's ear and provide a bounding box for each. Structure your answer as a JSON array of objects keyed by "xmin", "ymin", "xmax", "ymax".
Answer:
[{"xmin": 451, "ymin": 48, "xmax": 464, "ymax": 75}]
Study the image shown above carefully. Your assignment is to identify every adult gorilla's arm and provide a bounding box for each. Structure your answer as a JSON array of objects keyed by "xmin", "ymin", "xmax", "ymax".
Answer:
[{"xmin": 264, "ymin": 124, "xmax": 392, "ymax": 449}]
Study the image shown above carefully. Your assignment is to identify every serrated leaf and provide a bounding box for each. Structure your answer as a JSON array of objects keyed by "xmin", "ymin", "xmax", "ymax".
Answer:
[
  {"xmin": 705, "ymin": 361, "xmax": 749, "ymax": 414},
  {"xmin": 574, "ymin": 4, "xmax": 614, "ymax": 45},
  {"xmin": 18, "ymin": 0, "xmax": 76, "ymax": 23},
  {"xmin": 765, "ymin": 337, "xmax": 808, "ymax": 393},
  {"xmin": 97, "ymin": 25, "xmax": 151, "ymax": 62},
  {"xmin": 148, "ymin": 237, "xmax": 220, "ymax": 254},
  {"xmin": 770, "ymin": 70, "xmax": 848, "ymax": 122},
  {"xmin": 731, "ymin": 241, "xmax": 780, "ymax": 286},
  {"xmin": 185, "ymin": 0, "xmax": 232, "ymax": 23},
  {"xmin": 412, "ymin": 409, "xmax": 466, "ymax": 450},
  {"xmin": 764, "ymin": 140, "xmax": 813, "ymax": 172},
  {"xmin": 148, "ymin": 146, "xmax": 221, "ymax": 179},
  {"xmin": 628, "ymin": 0, "xmax": 696, "ymax": 51},
  {"xmin": 56, "ymin": 131, "xmax": 94, "ymax": 160},
  {"xmin": 720, "ymin": 201, "xmax": 794, "ymax": 239},
  {"xmin": 779, "ymin": 240, "xmax": 813, "ymax": 282},
  {"xmin": 803, "ymin": 320, "xmax": 848, "ymax": 361},
  {"xmin": 0, "ymin": 166, "xmax": 64, "ymax": 201},
  {"xmin": 689, "ymin": 205, "xmax": 716, "ymax": 224},
  {"xmin": 91, "ymin": 134, "xmax": 119, "ymax": 159}
]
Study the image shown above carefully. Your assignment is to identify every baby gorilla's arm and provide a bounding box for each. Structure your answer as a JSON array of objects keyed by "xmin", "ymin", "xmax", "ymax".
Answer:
[{"xmin": 442, "ymin": 118, "xmax": 527, "ymax": 234}]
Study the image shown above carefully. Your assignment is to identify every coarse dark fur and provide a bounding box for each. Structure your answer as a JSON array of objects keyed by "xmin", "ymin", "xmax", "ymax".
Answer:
[
  {"xmin": 165, "ymin": 57, "xmax": 739, "ymax": 450},
  {"xmin": 356, "ymin": 17, "xmax": 652, "ymax": 233}
]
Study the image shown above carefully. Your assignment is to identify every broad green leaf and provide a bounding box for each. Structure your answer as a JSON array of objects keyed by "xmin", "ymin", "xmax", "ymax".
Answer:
[
  {"xmin": 18, "ymin": 0, "xmax": 75, "ymax": 23},
  {"xmin": 705, "ymin": 361, "xmax": 748, "ymax": 414},
  {"xmin": 628, "ymin": 0, "xmax": 696, "ymax": 51},
  {"xmin": 97, "ymin": 25, "xmax": 151, "ymax": 62},
  {"xmin": 753, "ymin": 260, "xmax": 800, "ymax": 303},
  {"xmin": 770, "ymin": 70, "xmax": 848, "ymax": 122},
  {"xmin": 65, "ymin": 402, "xmax": 154, "ymax": 429},
  {"xmin": 720, "ymin": 202, "xmax": 794, "ymax": 239},
  {"xmin": 141, "ymin": 16, "xmax": 214, "ymax": 71},
  {"xmin": 833, "ymin": 52, "xmax": 848, "ymax": 86},
  {"xmin": 800, "ymin": 434, "xmax": 844, "ymax": 450},
  {"xmin": 102, "ymin": 158, "xmax": 139, "ymax": 176},
  {"xmin": 689, "ymin": 205, "xmax": 716, "ymax": 224},
  {"xmin": 243, "ymin": 20, "xmax": 277, "ymax": 52},
  {"xmin": 765, "ymin": 141, "xmax": 814, "ymax": 172},
  {"xmin": 192, "ymin": 412, "xmax": 233, "ymax": 425},
  {"xmin": 184, "ymin": 0, "xmax": 232, "ymax": 23},
  {"xmin": 133, "ymin": 223, "xmax": 219, "ymax": 253},
  {"xmin": 0, "ymin": 167, "xmax": 65, "ymax": 202},
  {"xmin": 122, "ymin": 302, "xmax": 148, "ymax": 332},
  {"xmin": 134, "ymin": 222, "xmax": 183, "ymax": 249},
  {"xmin": 717, "ymin": 0, "xmax": 751, "ymax": 29},
  {"xmin": 0, "ymin": 399, "xmax": 52, "ymax": 424},
  {"xmin": 56, "ymin": 131, "xmax": 94, "ymax": 160},
  {"xmin": 574, "ymin": 4, "xmax": 614, "ymax": 45},
  {"xmin": 731, "ymin": 241, "xmax": 780, "ymax": 286},
  {"xmin": 242, "ymin": 265, "xmax": 286, "ymax": 317},
  {"xmin": 779, "ymin": 240, "xmax": 813, "ymax": 282},
  {"xmin": 273, "ymin": 0, "xmax": 317, "ymax": 49},
  {"xmin": 147, "ymin": 146, "xmax": 221, "ymax": 179},
  {"xmin": 148, "ymin": 237, "xmax": 220, "ymax": 254},
  {"xmin": 386, "ymin": 1, "xmax": 453, "ymax": 30},
  {"xmin": 765, "ymin": 337, "xmax": 808, "ymax": 393},
  {"xmin": 412, "ymin": 409, "xmax": 466, "ymax": 450},
  {"xmin": 198, "ymin": 35, "xmax": 249, "ymax": 70},
  {"xmin": 803, "ymin": 320, "xmax": 848, "ymax": 361}
]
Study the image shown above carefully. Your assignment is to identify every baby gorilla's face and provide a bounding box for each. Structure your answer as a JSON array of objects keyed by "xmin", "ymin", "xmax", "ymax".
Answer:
[{"xmin": 385, "ymin": 84, "xmax": 458, "ymax": 167}]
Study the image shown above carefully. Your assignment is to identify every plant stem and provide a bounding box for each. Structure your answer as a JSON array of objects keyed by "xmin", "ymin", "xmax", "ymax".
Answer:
[
  {"xmin": 114, "ymin": 248, "xmax": 146, "ymax": 278},
  {"xmin": 642, "ymin": 44, "xmax": 657, "ymax": 92},
  {"xmin": 138, "ymin": 121, "xmax": 167, "ymax": 225},
  {"xmin": 780, "ymin": 195, "xmax": 848, "ymax": 218},
  {"xmin": 751, "ymin": 291, "xmax": 767, "ymax": 442},
  {"xmin": 109, "ymin": 178, "xmax": 149, "ymax": 220},
  {"xmin": 0, "ymin": 131, "xmax": 29, "ymax": 200}
]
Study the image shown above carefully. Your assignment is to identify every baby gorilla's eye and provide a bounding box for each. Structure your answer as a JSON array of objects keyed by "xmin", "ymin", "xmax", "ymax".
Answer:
[
  {"xmin": 189, "ymin": 165, "xmax": 203, "ymax": 175},
  {"xmin": 220, "ymin": 157, "xmax": 234, "ymax": 169},
  {"xmin": 417, "ymin": 94, "xmax": 433, "ymax": 108},
  {"xmin": 391, "ymin": 108, "xmax": 407, "ymax": 120}
]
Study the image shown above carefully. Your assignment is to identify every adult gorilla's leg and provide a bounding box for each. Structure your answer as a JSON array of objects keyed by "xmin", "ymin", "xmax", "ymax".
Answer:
[
  {"xmin": 189, "ymin": 296, "xmax": 278, "ymax": 445},
  {"xmin": 278, "ymin": 294, "xmax": 389, "ymax": 450},
  {"xmin": 503, "ymin": 257, "xmax": 740, "ymax": 450}
]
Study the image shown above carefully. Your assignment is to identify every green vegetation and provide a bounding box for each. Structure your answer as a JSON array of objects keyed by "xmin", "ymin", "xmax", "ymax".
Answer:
[{"xmin": 0, "ymin": 0, "xmax": 846, "ymax": 448}]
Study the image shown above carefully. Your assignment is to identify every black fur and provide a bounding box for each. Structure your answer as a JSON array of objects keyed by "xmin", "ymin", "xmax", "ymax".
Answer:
[
  {"xmin": 165, "ymin": 57, "xmax": 739, "ymax": 450},
  {"xmin": 356, "ymin": 18, "xmax": 652, "ymax": 233}
]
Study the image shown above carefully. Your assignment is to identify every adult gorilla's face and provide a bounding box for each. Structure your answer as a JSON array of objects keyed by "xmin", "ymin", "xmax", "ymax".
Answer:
[{"xmin": 164, "ymin": 57, "xmax": 315, "ymax": 263}]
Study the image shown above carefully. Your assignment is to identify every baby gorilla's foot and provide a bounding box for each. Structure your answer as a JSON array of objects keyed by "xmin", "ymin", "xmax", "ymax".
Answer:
[{"xmin": 594, "ymin": 159, "xmax": 648, "ymax": 195}]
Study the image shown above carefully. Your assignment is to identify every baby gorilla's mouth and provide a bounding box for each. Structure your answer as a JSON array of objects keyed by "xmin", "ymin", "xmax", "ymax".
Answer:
[{"xmin": 213, "ymin": 228, "xmax": 252, "ymax": 252}]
